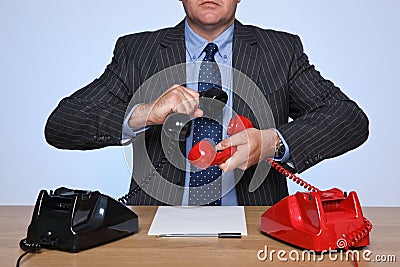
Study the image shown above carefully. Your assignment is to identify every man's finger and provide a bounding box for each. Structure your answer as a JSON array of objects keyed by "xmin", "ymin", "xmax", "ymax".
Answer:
[
  {"xmin": 215, "ymin": 137, "xmax": 231, "ymax": 150},
  {"xmin": 174, "ymin": 88, "xmax": 200, "ymax": 115},
  {"xmin": 215, "ymin": 130, "xmax": 249, "ymax": 150},
  {"xmin": 192, "ymin": 108, "xmax": 203, "ymax": 118},
  {"xmin": 182, "ymin": 87, "xmax": 200, "ymax": 99},
  {"xmin": 219, "ymin": 150, "xmax": 247, "ymax": 172}
]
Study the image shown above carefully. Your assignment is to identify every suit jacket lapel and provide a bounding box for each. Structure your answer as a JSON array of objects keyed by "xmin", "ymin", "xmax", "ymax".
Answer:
[
  {"xmin": 232, "ymin": 20, "xmax": 260, "ymax": 83},
  {"xmin": 232, "ymin": 20, "xmax": 261, "ymax": 123},
  {"xmin": 155, "ymin": 20, "xmax": 187, "ymax": 85}
]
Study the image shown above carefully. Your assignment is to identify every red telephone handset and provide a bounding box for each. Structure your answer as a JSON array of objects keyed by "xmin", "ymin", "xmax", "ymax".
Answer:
[
  {"xmin": 188, "ymin": 115, "xmax": 253, "ymax": 169},
  {"xmin": 188, "ymin": 114, "xmax": 372, "ymax": 266}
]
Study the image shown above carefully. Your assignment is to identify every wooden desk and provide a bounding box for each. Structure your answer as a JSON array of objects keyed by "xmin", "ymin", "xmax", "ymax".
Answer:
[{"xmin": 1, "ymin": 206, "xmax": 398, "ymax": 267}]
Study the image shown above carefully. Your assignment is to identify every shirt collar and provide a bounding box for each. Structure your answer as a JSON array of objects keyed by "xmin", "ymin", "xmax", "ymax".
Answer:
[{"xmin": 184, "ymin": 19, "xmax": 234, "ymax": 62}]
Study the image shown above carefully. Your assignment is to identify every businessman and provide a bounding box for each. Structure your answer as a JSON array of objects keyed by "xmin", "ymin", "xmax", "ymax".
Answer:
[{"xmin": 45, "ymin": 0, "xmax": 369, "ymax": 205}]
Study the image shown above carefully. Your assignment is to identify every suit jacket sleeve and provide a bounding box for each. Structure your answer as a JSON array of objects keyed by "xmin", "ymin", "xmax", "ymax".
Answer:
[
  {"xmin": 277, "ymin": 35, "xmax": 369, "ymax": 173},
  {"xmin": 45, "ymin": 37, "xmax": 133, "ymax": 150}
]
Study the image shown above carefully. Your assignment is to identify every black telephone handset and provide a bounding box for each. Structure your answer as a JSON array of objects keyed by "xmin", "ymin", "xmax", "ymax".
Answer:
[
  {"xmin": 118, "ymin": 87, "xmax": 228, "ymax": 203},
  {"xmin": 163, "ymin": 87, "xmax": 228, "ymax": 141}
]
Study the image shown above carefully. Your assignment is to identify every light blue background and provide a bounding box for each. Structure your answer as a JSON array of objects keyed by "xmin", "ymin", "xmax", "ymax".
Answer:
[{"xmin": 0, "ymin": 0, "xmax": 399, "ymax": 206}]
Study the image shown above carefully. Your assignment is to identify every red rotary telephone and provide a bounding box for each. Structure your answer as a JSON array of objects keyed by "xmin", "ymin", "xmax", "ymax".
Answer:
[{"xmin": 188, "ymin": 115, "xmax": 372, "ymax": 255}]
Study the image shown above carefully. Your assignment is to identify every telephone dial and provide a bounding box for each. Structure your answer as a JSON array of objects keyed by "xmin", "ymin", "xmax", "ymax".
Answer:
[{"xmin": 188, "ymin": 115, "xmax": 372, "ymax": 258}]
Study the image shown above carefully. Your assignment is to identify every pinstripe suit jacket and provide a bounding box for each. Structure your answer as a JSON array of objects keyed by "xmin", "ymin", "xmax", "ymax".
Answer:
[{"xmin": 45, "ymin": 20, "xmax": 369, "ymax": 205}]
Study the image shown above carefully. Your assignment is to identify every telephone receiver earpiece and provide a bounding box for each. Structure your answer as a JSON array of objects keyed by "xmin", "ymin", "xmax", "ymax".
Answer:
[
  {"xmin": 163, "ymin": 87, "xmax": 228, "ymax": 141},
  {"xmin": 188, "ymin": 115, "xmax": 253, "ymax": 169},
  {"xmin": 198, "ymin": 87, "xmax": 228, "ymax": 114}
]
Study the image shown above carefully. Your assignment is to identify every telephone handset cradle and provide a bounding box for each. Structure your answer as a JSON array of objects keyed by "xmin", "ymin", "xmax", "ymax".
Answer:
[{"xmin": 260, "ymin": 180, "xmax": 372, "ymax": 251}]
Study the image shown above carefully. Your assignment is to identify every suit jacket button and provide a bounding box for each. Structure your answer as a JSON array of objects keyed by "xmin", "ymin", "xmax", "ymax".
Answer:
[
  {"xmin": 106, "ymin": 136, "xmax": 111, "ymax": 141},
  {"xmin": 96, "ymin": 136, "xmax": 103, "ymax": 142}
]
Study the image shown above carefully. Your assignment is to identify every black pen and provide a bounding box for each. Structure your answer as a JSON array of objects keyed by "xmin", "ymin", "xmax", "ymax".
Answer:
[{"xmin": 157, "ymin": 233, "xmax": 242, "ymax": 238}]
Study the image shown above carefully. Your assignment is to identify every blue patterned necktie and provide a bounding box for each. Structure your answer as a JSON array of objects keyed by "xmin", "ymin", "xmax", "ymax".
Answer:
[{"xmin": 189, "ymin": 43, "xmax": 222, "ymax": 206}]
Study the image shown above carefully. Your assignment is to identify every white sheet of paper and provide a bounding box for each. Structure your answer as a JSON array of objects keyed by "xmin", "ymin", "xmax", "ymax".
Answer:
[{"xmin": 148, "ymin": 206, "xmax": 247, "ymax": 236}]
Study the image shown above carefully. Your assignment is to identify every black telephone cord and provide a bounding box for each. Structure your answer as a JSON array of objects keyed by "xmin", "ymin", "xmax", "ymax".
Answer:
[
  {"xmin": 17, "ymin": 239, "xmax": 41, "ymax": 267},
  {"xmin": 118, "ymin": 137, "xmax": 176, "ymax": 204}
]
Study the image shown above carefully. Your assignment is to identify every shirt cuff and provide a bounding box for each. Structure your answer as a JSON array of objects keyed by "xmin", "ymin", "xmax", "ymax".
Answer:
[
  {"xmin": 272, "ymin": 129, "xmax": 291, "ymax": 163},
  {"xmin": 121, "ymin": 104, "xmax": 149, "ymax": 144}
]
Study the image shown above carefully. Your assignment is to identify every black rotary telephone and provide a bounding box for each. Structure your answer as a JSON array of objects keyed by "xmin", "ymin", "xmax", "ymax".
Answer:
[
  {"xmin": 18, "ymin": 87, "xmax": 228, "ymax": 266},
  {"xmin": 20, "ymin": 188, "xmax": 138, "ymax": 252}
]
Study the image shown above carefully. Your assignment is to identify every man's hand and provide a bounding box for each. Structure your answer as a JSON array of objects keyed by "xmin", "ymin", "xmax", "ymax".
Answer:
[
  {"xmin": 128, "ymin": 84, "xmax": 203, "ymax": 129},
  {"xmin": 215, "ymin": 128, "xmax": 279, "ymax": 172}
]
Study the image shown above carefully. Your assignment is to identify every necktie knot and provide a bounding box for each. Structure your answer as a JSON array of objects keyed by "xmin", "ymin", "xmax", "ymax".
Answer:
[{"xmin": 203, "ymin": 43, "xmax": 219, "ymax": 62}]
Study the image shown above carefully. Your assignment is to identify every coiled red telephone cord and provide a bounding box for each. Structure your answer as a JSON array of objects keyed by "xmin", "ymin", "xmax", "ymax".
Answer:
[{"xmin": 266, "ymin": 158, "xmax": 373, "ymax": 267}]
